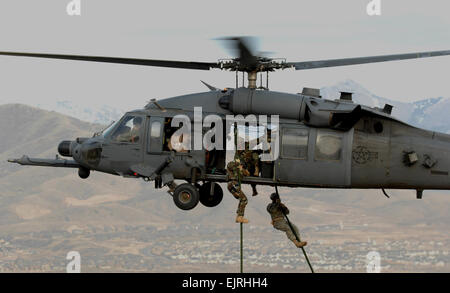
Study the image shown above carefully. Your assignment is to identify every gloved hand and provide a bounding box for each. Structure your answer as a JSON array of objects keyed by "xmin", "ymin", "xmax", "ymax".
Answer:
[{"xmin": 241, "ymin": 167, "xmax": 250, "ymax": 177}]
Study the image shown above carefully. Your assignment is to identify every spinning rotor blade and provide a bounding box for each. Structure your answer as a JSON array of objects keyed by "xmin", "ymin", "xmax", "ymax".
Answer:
[
  {"xmin": 0, "ymin": 51, "xmax": 220, "ymax": 70},
  {"xmin": 289, "ymin": 50, "xmax": 450, "ymax": 70},
  {"xmin": 2, "ymin": 40, "xmax": 450, "ymax": 75},
  {"xmin": 217, "ymin": 36, "xmax": 259, "ymax": 68},
  {"xmin": 233, "ymin": 37, "xmax": 258, "ymax": 67}
]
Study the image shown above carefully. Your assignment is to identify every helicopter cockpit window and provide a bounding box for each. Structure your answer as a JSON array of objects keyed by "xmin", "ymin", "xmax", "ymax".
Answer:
[
  {"xmin": 111, "ymin": 116, "xmax": 143, "ymax": 143},
  {"xmin": 281, "ymin": 128, "xmax": 309, "ymax": 159},
  {"xmin": 314, "ymin": 130, "xmax": 343, "ymax": 161},
  {"xmin": 102, "ymin": 120, "xmax": 120, "ymax": 138}
]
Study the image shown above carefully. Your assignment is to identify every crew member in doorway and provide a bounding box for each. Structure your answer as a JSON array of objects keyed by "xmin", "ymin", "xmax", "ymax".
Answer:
[{"xmin": 236, "ymin": 142, "xmax": 260, "ymax": 196}]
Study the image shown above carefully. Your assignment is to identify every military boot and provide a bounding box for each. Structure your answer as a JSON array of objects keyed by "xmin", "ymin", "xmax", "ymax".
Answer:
[
  {"xmin": 294, "ymin": 240, "xmax": 307, "ymax": 248},
  {"xmin": 235, "ymin": 215, "xmax": 249, "ymax": 224},
  {"xmin": 251, "ymin": 185, "xmax": 258, "ymax": 197}
]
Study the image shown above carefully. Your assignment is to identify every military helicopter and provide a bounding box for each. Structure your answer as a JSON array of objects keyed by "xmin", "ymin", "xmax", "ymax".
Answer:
[{"xmin": 4, "ymin": 37, "xmax": 450, "ymax": 211}]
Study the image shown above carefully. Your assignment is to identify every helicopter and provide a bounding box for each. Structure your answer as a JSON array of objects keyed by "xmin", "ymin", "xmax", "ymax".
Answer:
[{"xmin": 4, "ymin": 37, "xmax": 450, "ymax": 211}]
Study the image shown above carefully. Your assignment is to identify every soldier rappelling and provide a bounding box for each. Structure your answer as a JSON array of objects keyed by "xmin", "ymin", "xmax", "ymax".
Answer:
[
  {"xmin": 267, "ymin": 193, "xmax": 307, "ymax": 248},
  {"xmin": 227, "ymin": 155, "xmax": 250, "ymax": 223}
]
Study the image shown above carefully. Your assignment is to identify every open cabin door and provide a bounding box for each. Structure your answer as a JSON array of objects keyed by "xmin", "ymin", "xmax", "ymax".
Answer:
[
  {"xmin": 275, "ymin": 125, "xmax": 353, "ymax": 187},
  {"xmin": 144, "ymin": 115, "xmax": 205, "ymax": 180}
]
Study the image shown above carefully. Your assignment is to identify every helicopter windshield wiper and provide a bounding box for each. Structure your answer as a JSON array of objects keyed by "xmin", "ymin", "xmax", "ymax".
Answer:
[{"xmin": 93, "ymin": 120, "xmax": 115, "ymax": 137}]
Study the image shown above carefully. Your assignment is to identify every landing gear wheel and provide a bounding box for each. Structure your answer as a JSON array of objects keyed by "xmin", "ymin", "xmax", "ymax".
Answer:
[
  {"xmin": 173, "ymin": 183, "xmax": 200, "ymax": 210},
  {"xmin": 78, "ymin": 167, "xmax": 90, "ymax": 179},
  {"xmin": 199, "ymin": 182, "xmax": 223, "ymax": 207}
]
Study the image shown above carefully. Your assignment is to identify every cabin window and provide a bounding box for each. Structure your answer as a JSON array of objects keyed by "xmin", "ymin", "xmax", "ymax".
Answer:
[
  {"xmin": 147, "ymin": 117, "xmax": 165, "ymax": 153},
  {"xmin": 314, "ymin": 130, "xmax": 342, "ymax": 161},
  {"xmin": 374, "ymin": 121, "xmax": 384, "ymax": 133},
  {"xmin": 111, "ymin": 116, "xmax": 143, "ymax": 143},
  {"xmin": 150, "ymin": 120, "xmax": 162, "ymax": 138},
  {"xmin": 281, "ymin": 128, "xmax": 309, "ymax": 159}
]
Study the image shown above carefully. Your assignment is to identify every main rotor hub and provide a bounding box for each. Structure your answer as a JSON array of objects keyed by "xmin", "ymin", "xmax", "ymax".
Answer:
[
  {"xmin": 218, "ymin": 57, "xmax": 291, "ymax": 89},
  {"xmin": 218, "ymin": 57, "xmax": 290, "ymax": 72}
]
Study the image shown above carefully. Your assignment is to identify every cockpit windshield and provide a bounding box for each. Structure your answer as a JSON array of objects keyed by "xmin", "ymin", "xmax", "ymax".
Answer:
[
  {"xmin": 109, "ymin": 115, "xmax": 143, "ymax": 143},
  {"xmin": 102, "ymin": 120, "xmax": 121, "ymax": 138}
]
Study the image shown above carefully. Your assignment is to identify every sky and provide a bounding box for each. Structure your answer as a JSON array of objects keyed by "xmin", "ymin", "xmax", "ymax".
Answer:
[{"xmin": 0, "ymin": 0, "xmax": 450, "ymax": 110}]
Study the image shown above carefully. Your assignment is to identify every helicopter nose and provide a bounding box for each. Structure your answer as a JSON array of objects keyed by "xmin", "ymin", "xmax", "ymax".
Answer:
[
  {"xmin": 58, "ymin": 140, "xmax": 77, "ymax": 157},
  {"xmin": 77, "ymin": 141, "xmax": 102, "ymax": 167}
]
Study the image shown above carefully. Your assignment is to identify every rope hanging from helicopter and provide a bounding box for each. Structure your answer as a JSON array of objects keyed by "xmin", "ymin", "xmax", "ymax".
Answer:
[
  {"xmin": 237, "ymin": 185, "xmax": 315, "ymax": 273},
  {"xmin": 275, "ymin": 185, "xmax": 315, "ymax": 273}
]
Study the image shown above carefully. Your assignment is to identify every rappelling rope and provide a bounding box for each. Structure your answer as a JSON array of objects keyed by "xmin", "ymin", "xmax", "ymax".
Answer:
[
  {"xmin": 275, "ymin": 185, "xmax": 315, "ymax": 273},
  {"xmin": 240, "ymin": 222, "xmax": 243, "ymax": 273}
]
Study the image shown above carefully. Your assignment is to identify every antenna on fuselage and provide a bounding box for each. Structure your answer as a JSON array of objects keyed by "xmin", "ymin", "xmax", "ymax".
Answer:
[{"xmin": 150, "ymin": 98, "xmax": 166, "ymax": 112}]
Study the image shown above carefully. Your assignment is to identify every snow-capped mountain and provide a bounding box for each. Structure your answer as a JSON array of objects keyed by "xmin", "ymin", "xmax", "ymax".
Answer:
[
  {"xmin": 1, "ymin": 80, "xmax": 449, "ymax": 133},
  {"xmin": 320, "ymin": 79, "xmax": 414, "ymax": 121},
  {"xmin": 33, "ymin": 100, "xmax": 124, "ymax": 125},
  {"xmin": 320, "ymin": 79, "xmax": 450, "ymax": 134},
  {"xmin": 409, "ymin": 97, "xmax": 450, "ymax": 134}
]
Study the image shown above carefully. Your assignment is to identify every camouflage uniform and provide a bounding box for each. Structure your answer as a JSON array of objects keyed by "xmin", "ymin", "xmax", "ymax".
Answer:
[
  {"xmin": 267, "ymin": 200, "xmax": 300, "ymax": 243},
  {"xmin": 237, "ymin": 149, "xmax": 260, "ymax": 176},
  {"xmin": 226, "ymin": 158, "xmax": 249, "ymax": 217},
  {"xmin": 237, "ymin": 149, "xmax": 260, "ymax": 196}
]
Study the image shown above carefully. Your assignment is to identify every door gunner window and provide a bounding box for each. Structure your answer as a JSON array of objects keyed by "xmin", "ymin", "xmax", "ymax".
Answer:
[
  {"xmin": 111, "ymin": 116, "xmax": 142, "ymax": 143},
  {"xmin": 281, "ymin": 128, "xmax": 308, "ymax": 159},
  {"xmin": 314, "ymin": 130, "xmax": 343, "ymax": 161}
]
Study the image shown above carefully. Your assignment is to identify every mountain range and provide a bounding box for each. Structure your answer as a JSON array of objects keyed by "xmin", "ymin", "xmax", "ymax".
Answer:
[
  {"xmin": 320, "ymin": 80, "xmax": 450, "ymax": 134},
  {"xmin": 4, "ymin": 80, "xmax": 448, "ymax": 135},
  {"xmin": 0, "ymin": 80, "xmax": 449, "ymax": 272}
]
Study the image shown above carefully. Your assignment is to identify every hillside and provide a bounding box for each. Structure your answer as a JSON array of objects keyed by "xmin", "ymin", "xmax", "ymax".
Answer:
[{"xmin": 0, "ymin": 103, "xmax": 449, "ymax": 272}]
